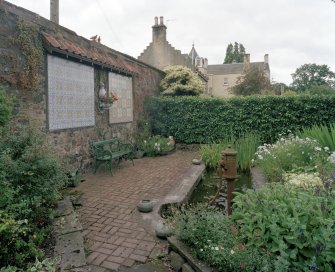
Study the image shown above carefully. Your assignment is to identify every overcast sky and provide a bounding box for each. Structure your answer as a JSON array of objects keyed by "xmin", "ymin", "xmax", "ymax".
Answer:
[{"xmin": 8, "ymin": 0, "xmax": 335, "ymax": 85}]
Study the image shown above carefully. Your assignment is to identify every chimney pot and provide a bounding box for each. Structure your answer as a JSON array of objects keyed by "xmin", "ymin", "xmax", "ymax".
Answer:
[
  {"xmin": 50, "ymin": 0, "xmax": 59, "ymax": 24},
  {"xmin": 154, "ymin": 16, "xmax": 158, "ymax": 26},
  {"xmin": 264, "ymin": 54, "xmax": 269, "ymax": 64},
  {"xmin": 160, "ymin": 16, "xmax": 164, "ymax": 25}
]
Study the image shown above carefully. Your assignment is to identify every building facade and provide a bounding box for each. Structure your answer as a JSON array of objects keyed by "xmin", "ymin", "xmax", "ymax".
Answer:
[{"xmin": 139, "ymin": 17, "xmax": 270, "ymax": 97}]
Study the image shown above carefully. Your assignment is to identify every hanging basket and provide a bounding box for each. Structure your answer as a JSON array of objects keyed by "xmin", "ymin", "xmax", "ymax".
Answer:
[{"xmin": 98, "ymin": 100, "xmax": 114, "ymax": 110}]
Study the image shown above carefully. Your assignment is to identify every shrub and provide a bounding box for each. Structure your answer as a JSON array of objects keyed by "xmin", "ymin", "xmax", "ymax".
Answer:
[
  {"xmin": 160, "ymin": 66, "xmax": 204, "ymax": 96},
  {"xmin": 232, "ymin": 183, "xmax": 335, "ymax": 271},
  {"xmin": 0, "ymin": 211, "xmax": 42, "ymax": 268},
  {"xmin": 0, "ymin": 125, "xmax": 67, "ymax": 269},
  {"xmin": 176, "ymin": 205, "xmax": 274, "ymax": 271},
  {"xmin": 255, "ymin": 134, "xmax": 331, "ymax": 183},
  {"xmin": 136, "ymin": 135, "xmax": 174, "ymax": 157},
  {"xmin": 145, "ymin": 95, "xmax": 335, "ymax": 144}
]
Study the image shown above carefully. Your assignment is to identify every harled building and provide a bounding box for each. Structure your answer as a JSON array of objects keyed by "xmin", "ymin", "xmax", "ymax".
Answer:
[{"xmin": 139, "ymin": 17, "xmax": 270, "ymax": 97}]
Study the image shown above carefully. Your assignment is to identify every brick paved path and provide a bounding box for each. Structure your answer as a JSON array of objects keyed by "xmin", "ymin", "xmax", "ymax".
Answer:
[{"xmin": 76, "ymin": 151, "xmax": 197, "ymax": 271}]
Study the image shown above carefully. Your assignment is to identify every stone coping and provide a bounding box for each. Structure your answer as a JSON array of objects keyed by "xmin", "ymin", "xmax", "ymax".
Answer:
[
  {"xmin": 168, "ymin": 236, "xmax": 214, "ymax": 272},
  {"xmin": 138, "ymin": 163, "xmax": 205, "ymax": 236}
]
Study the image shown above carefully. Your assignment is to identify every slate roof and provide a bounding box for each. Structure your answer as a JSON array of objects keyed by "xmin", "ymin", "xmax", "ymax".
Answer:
[
  {"xmin": 42, "ymin": 32, "xmax": 137, "ymax": 75},
  {"xmin": 208, "ymin": 62, "xmax": 269, "ymax": 75}
]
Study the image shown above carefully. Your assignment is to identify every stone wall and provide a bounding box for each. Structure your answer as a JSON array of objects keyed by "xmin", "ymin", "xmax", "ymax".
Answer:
[{"xmin": 0, "ymin": 1, "xmax": 164, "ymax": 169}]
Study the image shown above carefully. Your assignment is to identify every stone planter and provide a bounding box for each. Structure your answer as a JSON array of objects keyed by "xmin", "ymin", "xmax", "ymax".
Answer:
[
  {"xmin": 135, "ymin": 150, "xmax": 145, "ymax": 159},
  {"xmin": 137, "ymin": 199, "xmax": 154, "ymax": 213}
]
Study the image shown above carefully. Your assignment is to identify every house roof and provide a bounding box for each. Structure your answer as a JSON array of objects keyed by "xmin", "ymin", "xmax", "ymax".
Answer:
[
  {"xmin": 42, "ymin": 32, "xmax": 137, "ymax": 75},
  {"xmin": 207, "ymin": 62, "xmax": 269, "ymax": 75}
]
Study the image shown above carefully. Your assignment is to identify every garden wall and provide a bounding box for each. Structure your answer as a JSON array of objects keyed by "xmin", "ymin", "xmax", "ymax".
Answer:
[
  {"xmin": 0, "ymin": 1, "xmax": 164, "ymax": 168},
  {"xmin": 146, "ymin": 95, "xmax": 335, "ymax": 144}
]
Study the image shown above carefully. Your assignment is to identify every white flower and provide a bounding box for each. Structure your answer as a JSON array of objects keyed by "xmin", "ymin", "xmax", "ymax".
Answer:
[
  {"xmin": 200, "ymin": 249, "xmax": 203, "ymax": 252},
  {"xmin": 257, "ymin": 154, "xmax": 263, "ymax": 160},
  {"xmin": 325, "ymin": 147, "xmax": 330, "ymax": 151},
  {"xmin": 230, "ymin": 249, "xmax": 235, "ymax": 254},
  {"xmin": 315, "ymin": 147, "xmax": 322, "ymax": 152},
  {"xmin": 215, "ymin": 247, "xmax": 219, "ymax": 251},
  {"xmin": 144, "ymin": 140, "xmax": 147, "ymax": 144}
]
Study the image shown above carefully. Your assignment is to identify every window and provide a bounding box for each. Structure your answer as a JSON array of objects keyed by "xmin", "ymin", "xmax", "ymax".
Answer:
[
  {"xmin": 47, "ymin": 55, "xmax": 95, "ymax": 130},
  {"xmin": 223, "ymin": 77, "xmax": 229, "ymax": 86},
  {"xmin": 108, "ymin": 72, "xmax": 133, "ymax": 124}
]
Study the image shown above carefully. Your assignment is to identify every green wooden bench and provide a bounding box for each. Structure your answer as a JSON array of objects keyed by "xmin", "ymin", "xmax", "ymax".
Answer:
[{"xmin": 91, "ymin": 138, "xmax": 135, "ymax": 175}]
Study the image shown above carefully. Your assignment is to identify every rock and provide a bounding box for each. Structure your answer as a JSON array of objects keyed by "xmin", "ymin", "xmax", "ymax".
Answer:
[
  {"xmin": 169, "ymin": 251, "xmax": 185, "ymax": 272},
  {"xmin": 182, "ymin": 263, "xmax": 195, "ymax": 272},
  {"xmin": 191, "ymin": 159, "xmax": 201, "ymax": 165}
]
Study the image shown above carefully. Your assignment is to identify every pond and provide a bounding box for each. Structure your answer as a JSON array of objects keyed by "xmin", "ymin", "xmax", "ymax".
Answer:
[{"xmin": 189, "ymin": 169, "xmax": 252, "ymax": 206}]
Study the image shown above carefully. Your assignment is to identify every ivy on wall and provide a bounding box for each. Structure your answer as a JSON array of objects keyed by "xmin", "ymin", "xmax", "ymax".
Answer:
[
  {"xmin": 145, "ymin": 95, "xmax": 335, "ymax": 144},
  {"xmin": 14, "ymin": 20, "xmax": 43, "ymax": 90}
]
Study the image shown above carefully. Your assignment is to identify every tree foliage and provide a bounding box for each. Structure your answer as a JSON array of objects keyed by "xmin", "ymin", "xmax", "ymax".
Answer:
[
  {"xmin": 291, "ymin": 63, "xmax": 335, "ymax": 92},
  {"xmin": 223, "ymin": 42, "xmax": 246, "ymax": 64},
  {"xmin": 160, "ymin": 66, "xmax": 204, "ymax": 96},
  {"xmin": 232, "ymin": 67, "xmax": 273, "ymax": 96}
]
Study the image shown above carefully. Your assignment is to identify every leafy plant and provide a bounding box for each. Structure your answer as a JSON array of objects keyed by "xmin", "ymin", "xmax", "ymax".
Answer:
[
  {"xmin": 255, "ymin": 134, "xmax": 331, "ymax": 183},
  {"xmin": 0, "ymin": 86, "xmax": 13, "ymax": 127},
  {"xmin": 0, "ymin": 125, "xmax": 67, "ymax": 269},
  {"xmin": 136, "ymin": 135, "xmax": 174, "ymax": 157},
  {"xmin": 298, "ymin": 123, "xmax": 335, "ymax": 151},
  {"xmin": 232, "ymin": 183, "xmax": 335, "ymax": 271},
  {"xmin": 176, "ymin": 204, "xmax": 274, "ymax": 271},
  {"xmin": 200, "ymin": 133, "xmax": 260, "ymax": 171},
  {"xmin": 0, "ymin": 211, "xmax": 42, "ymax": 268}
]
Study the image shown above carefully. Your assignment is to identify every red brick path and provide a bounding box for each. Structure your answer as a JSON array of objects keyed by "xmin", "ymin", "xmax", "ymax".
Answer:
[{"xmin": 76, "ymin": 151, "xmax": 197, "ymax": 271}]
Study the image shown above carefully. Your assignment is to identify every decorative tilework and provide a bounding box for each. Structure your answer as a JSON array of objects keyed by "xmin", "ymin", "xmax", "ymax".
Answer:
[
  {"xmin": 47, "ymin": 55, "xmax": 95, "ymax": 130},
  {"xmin": 108, "ymin": 72, "xmax": 133, "ymax": 124}
]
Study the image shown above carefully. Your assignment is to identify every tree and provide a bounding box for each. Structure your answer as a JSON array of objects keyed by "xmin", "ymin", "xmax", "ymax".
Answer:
[
  {"xmin": 160, "ymin": 66, "xmax": 204, "ymax": 96},
  {"xmin": 232, "ymin": 67, "xmax": 273, "ymax": 96},
  {"xmin": 224, "ymin": 42, "xmax": 246, "ymax": 64},
  {"xmin": 291, "ymin": 63, "xmax": 335, "ymax": 92},
  {"xmin": 306, "ymin": 85, "xmax": 335, "ymax": 96}
]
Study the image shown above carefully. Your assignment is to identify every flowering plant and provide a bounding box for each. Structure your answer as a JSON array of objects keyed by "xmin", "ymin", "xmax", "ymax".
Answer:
[{"xmin": 101, "ymin": 93, "xmax": 118, "ymax": 104}]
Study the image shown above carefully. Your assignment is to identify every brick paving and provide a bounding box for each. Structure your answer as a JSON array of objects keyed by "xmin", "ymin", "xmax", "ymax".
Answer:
[{"xmin": 76, "ymin": 151, "xmax": 197, "ymax": 271}]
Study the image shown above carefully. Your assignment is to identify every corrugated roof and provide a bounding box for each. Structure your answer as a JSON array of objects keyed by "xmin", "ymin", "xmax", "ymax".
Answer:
[
  {"xmin": 42, "ymin": 32, "xmax": 137, "ymax": 75},
  {"xmin": 208, "ymin": 62, "xmax": 268, "ymax": 75}
]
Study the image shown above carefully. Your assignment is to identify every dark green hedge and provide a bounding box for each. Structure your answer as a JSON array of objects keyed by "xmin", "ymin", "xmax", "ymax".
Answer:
[{"xmin": 145, "ymin": 95, "xmax": 335, "ymax": 144}]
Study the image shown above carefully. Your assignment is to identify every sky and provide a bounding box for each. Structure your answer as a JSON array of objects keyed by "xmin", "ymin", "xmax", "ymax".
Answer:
[{"xmin": 7, "ymin": 0, "xmax": 335, "ymax": 85}]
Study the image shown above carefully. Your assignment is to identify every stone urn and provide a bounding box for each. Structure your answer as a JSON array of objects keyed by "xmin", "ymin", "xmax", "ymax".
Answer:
[
  {"xmin": 155, "ymin": 222, "xmax": 172, "ymax": 239},
  {"xmin": 137, "ymin": 199, "xmax": 153, "ymax": 213}
]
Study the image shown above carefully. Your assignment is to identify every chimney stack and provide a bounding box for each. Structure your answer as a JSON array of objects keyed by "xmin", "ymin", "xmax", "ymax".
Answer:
[
  {"xmin": 152, "ymin": 16, "xmax": 167, "ymax": 43},
  {"xmin": 243, "ymin": 53, "xmax": 250, "ymax": 69},
  {"xmin": 264, "ymin": 54, "xmax": 269, "ymax": 64},
  {"xmin": 50, "ymin": 0, "xmax": 59, "ymax": 24}
]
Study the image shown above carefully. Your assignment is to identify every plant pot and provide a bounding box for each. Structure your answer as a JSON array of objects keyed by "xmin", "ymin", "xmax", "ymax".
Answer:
[
  {"xmin": 137, "ymin": 199, "xmax": 154, "ymax": 213},
  {"xmin": 135, "ymin": 150, "xmax": 145, "ymax": 159}
]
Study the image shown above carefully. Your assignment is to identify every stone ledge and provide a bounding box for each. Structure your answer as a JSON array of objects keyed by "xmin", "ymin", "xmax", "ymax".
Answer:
[
  {"xmin": 54, "ymin": 196, "xmax": 87, "ymax": 271},
  {"xmin": 168, "ymin": 236, "xmax": 214, "ymax": 272}
]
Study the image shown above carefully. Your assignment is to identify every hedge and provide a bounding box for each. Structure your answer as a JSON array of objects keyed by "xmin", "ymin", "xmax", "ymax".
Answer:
[{"xmin": 145, "ymin": 95, "xmax": 335, "ymax": 144}]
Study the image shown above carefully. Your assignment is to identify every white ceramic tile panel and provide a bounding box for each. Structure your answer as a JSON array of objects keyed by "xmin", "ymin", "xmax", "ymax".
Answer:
[
  {"xmin": 108, "ymin": 72, "xmax": 133, "ymax": 124},
  {"xmin": 47, "ymin": 55, "xmax": 95, "ymax": 130}
]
